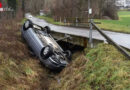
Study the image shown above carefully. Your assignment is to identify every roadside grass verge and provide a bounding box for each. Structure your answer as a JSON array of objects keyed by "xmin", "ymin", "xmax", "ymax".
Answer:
[
  {"xmin": 95, "ymin": 11, "xmax": 130, "ymax": 33},
  {"xmin": 50, "ymin": 44, "xmax": 130, "ymax": 90},
  {"xmin": 21, "ymin": 18, "xmax": 27, "ymax": 24},
  {"xmin": 37, "ymin": 16, "xmax": 64, "ymax": 25}
]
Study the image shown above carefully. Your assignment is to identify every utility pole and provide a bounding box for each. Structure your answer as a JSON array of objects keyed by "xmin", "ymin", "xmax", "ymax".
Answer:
[
  {"xmin": 88, "ymin": 0, "xmax": 93, "ymax": 48},
  {"xmin": 89, "ymin": 19, "xmax": 93, "ymax": 48},
  {"xmin": 88, "ymin": 0, "xmax": 90, "ymax": 22}
]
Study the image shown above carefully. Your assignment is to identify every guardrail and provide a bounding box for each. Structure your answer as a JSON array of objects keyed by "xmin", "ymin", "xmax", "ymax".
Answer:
[{"xmin": 90, "ymin": 19, "xmax": 130, "ymax": 59}]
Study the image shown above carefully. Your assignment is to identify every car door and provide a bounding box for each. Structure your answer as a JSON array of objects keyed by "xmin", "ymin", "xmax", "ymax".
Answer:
[{"xmin": 22, "ymin": 28, "xmax": 44, "ymax": 57}]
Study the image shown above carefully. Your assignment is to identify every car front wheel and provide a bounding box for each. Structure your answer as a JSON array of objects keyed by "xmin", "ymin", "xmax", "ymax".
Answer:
[{"xmin": 64, "ymin": 50, "xmax": 72, "ymax": 61}]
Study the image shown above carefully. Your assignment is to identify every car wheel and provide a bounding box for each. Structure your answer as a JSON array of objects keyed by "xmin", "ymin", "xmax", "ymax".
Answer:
[
  {"xmin": 41, "ymin": 45, "xmax": 53, "ymax": 59},
  {"xmin": 45, "ymin": 26, "xmax": 51, "ymax": 34},
  {"xmin": 23, "ymin": 20, "xmax": 33, "ymax": 30},
  {"xmin": 64, "ymin": 50, "xmax": 72, "ymax": 61}
]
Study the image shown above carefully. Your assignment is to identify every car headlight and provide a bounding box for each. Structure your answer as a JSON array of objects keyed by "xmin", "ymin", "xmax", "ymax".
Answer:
[{"xmin": 43, "ymin": 46, "xmax": 50, "ymax": 56}]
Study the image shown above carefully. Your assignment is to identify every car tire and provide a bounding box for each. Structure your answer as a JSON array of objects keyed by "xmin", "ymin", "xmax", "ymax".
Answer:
[
  {"xmin": 45, "ymin": 26, "xmax": 51, "ymax": 34},
  {"xmin": 41, "ymin": 45, "xmax": 53, "ymax": 59},
  {"xmin": 64, "ymin": 50, "xmax": 72, "ymax": 61},
  {"xmin": 23, "ymin": 20, "xmax": 33, "ymax": 30}
]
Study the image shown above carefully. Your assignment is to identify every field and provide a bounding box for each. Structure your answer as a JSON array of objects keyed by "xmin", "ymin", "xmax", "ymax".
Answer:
[{"xmin": 95, "ymin": 11, "xmax": 130, "ymax": 33}]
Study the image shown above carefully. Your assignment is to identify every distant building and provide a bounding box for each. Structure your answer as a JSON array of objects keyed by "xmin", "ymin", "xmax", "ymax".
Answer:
[
  {"xmin": 116, "ymin": 0, "xmax": 130, "ymax": 8},
  {"xmin": 126, "ymin": 0, "xmax": 130, "ymax": 7},
  {"xmin": 40, "ymin": 10, "xmax": 45, "ymax": 16}
]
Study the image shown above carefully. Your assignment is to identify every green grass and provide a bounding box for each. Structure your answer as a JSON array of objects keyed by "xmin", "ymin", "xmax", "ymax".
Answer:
[
  {"xmin": 37, "ymin": 16, "xmax": 64, "ymax": 25},
  {"xmin": 21, "ymin": 18, "xmax": 27, "ymax": 24},
  {"xmin": 95, "ymin": 11, "xmax": 130, "ymax": 33},
  {"xmin": 84, "ymin": 44, "xmax": 130, "ymax": 90},
  {"xmin": 50, "ymin": 44, "xmax": 130, "ymax": 90}
]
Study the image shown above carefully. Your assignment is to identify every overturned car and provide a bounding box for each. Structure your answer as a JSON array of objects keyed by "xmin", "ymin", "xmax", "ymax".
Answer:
[{"xmin": 21, "ymin": 20, "xmax": 71, "ymax": 70}]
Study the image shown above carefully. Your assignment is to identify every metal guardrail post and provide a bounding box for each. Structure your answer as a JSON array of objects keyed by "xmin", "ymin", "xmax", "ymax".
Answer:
[
  {"xmin": 88, "ymin": 19, "xmax": 93, "ymax": 48},
  {"xmin": 64, "ymin": 18, "xmax": 66, "ymax": 25},
  {"xmin": 60, "ymin": 17, "xmax": 62, "ymax": 23},
  {"xmin": 91, "ymin": 21, "xmax": 130, "ymax": 59},
  {"xmin": 76, "ymin": 17, "xmax": 78, "ymax": 26}
]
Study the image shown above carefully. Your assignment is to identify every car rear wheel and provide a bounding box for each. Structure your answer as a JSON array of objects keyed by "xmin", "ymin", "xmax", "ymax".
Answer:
[
  {"xmin": 44, "ymin": 26, "xmax": 51, "ymax": 34},
  {"xmin": 64, "ymin": 50, "xmax": 72, "ymax": 61},
  {"xmin": 23, "ymin": 20, "xmax": 33, "ymax": 30},
  {"xmin": 41, "ymin": 45, "xmax": 53, "ymax": 59}
]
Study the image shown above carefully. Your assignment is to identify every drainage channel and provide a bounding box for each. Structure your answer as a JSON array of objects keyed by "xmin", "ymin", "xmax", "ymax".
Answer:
[{"xmin": 40, "ymin": 41, "xmax": 85, "ymax": 88}]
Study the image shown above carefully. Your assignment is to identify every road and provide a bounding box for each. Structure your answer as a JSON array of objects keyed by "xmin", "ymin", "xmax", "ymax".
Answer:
[{"xmin": 26, "ymin": 14, "xmax": 130, "ymax": 50}]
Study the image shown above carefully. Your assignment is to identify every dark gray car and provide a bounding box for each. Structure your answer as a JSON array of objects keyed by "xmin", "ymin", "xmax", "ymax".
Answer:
[{"xmin": 21, "ymin": 20, "xmax": 71, "ymax": 70}]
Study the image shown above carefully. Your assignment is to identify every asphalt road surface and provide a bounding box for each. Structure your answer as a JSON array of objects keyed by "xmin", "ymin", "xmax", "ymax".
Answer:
[{"xmin": 26, "ymin": 14, "xmax": 130, "ymax": 50}]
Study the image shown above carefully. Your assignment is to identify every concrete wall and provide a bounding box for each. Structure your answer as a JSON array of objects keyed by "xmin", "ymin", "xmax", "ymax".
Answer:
[{"xmin": 51, "ymin": 31, "xmax": 104, "ymax": 48}]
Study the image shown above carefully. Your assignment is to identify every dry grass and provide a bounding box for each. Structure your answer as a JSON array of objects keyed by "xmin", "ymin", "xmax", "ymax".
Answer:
[
  {"xmin": 0, "ymin": 18, "xmax": 51, "ymax": 90},
  {"xmin": 50, "ymin": 44, "xmax": 130, "ymax": 90},
  {"xmin": 49, "ymin": 52, "xmax": 87, "ymax": 90}
]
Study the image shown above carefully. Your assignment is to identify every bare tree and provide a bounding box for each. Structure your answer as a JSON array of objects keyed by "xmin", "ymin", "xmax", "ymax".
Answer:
[
  {"xmin": 24, "ymin": 0, "xmax": 45, "ymax": 14},
  {"xmin": 50, "ymin": 0, "xmax": 118, "ymax": 20}
]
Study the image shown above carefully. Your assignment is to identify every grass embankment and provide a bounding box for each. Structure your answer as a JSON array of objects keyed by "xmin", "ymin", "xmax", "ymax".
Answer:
[
  {"xmin": 1, "ymin": 18, "xmax": 130, "ymax": 90},
  {"xmin": 50, "ymin": 44, "xmax": 130, "ymax": 90},
  {"xmin": 37, "ymin": 16, "xmax": 64, "ymax": 25},
  {"xmin": 0, "ymin": 20, "xmax": 50, "ymax": 90},
  {"xmin": 95, "ymin": 11, "xmax": 130, "ymax": 33}
]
